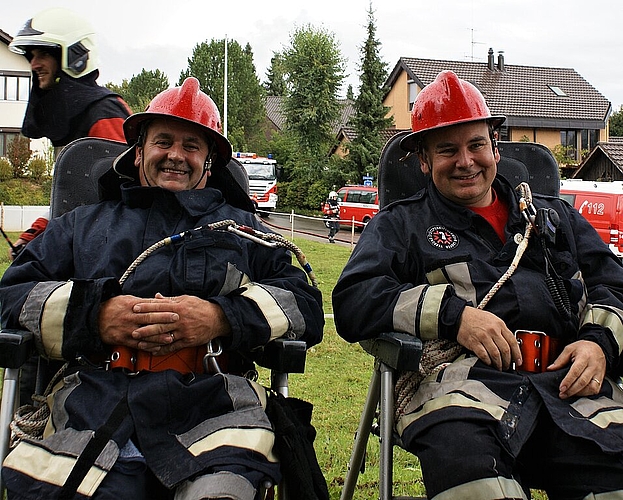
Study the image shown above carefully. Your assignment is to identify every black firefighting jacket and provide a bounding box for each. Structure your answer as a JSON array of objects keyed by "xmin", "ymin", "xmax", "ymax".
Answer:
[
  {"xmin": 0, "ymin": 182, "xmax": 324, "ymax": 496},
  {"xmin": 333, "ymin": 175, "xmax": 623, "ymax": 455}
]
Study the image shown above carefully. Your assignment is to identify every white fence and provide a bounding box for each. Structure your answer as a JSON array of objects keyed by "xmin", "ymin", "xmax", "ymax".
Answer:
[{"xmin": 0, "ymin": 205, "xmax": 49, "ymax": 231}]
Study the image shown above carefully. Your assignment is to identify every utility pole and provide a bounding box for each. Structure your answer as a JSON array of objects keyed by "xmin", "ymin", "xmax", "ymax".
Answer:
[{"xmin": 224, "ymin": 34, "xmax": 228, "ymax": 138}]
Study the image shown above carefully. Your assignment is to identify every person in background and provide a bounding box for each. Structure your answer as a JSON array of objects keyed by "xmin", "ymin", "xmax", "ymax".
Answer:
[
  {"xmin": 8, "ymin": 7, "xmax": 132, "ymax": 259},
  {"xmin": 0, "ymin": 77, "xmax": 324, "ymax": 500},
  {"xmin": 333, "ymin": 70, "xmax": 623, "ymax": 499},
  {"xmin": 322, "ymin": 190, "xmax": 340, "ymax": 243}
]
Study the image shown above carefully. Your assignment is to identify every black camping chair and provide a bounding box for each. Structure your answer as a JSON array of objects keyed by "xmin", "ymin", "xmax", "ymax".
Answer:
[
  {"xmin": 0, "ymin": 137, "xmax": 307, "ymax": 497},
  {"xmin": 341, "ymin": 132, "xmax": 561, "ymax": 500}
]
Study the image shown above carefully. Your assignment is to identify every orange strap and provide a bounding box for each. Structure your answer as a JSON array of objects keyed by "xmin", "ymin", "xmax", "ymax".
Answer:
[
  {"xmin": 515, "ymin": 330, "xmax": 562, "ymax": 373},
  {"xmin": 109, "ymin": 345, "xmax": 205, "ymax": 374}
]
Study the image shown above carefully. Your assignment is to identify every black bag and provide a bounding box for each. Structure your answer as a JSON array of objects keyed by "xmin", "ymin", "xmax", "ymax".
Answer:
[{"xmin": 264, "ymin": 392, "xmax": 329, "ymax": 500}]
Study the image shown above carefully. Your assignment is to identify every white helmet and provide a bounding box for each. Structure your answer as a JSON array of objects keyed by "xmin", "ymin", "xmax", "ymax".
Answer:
[
  {"xmin": 9, "ymin": 7, "xmax": 98, "ymax": 78},
  {"xmin": 329, "ymin": 191, "xmax": 338, "ymax": 199}
]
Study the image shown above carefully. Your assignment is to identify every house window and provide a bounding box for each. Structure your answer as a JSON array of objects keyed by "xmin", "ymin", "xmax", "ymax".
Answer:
[
  {"xmin": 408, "ymin": 80, "xmax": 418, "ymax": 111},
  {"xmin": 560, "ymin": 130, "xmax": 577, "ymax": 161},
  {"xmin": 0, "ymin": 132, "xmax": 22, "ymax": 157},
  {"xmin": 0, "ymin": 75, "xmax": 31, "ymax": 101},
  {"xmin": 581, "ymin": 129, "xmax": 598, "ymax": 154},
  {"xmin": 548, "ymin": 85, "xmax": 567, "ymax": 97}
]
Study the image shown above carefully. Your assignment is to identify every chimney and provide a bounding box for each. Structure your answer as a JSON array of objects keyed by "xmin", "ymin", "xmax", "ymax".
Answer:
[
  {"xmin": 497, "ymin": 51, "xmax": 505, "ymax": 71},
  {"xmin": 487, "ymin": 48, "xmax": 495, "ymax": 71}
]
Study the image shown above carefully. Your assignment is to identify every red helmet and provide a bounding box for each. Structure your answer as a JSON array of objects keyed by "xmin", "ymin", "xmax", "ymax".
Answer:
[
  {"xmin": 400, "ymin": 70, "xmax": 505, "ymax": 152},
  {"xmin": 120, "ymin": 77, "xmax": 231, "ymax": 170}
]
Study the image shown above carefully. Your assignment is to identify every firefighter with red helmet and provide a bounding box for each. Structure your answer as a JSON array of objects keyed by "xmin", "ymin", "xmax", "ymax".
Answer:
[
  {"xmin": 334, "ymin": 70, "xmax": 623, "ymax": 498},
  {"xmin": 8, "ymin": 7, "xmax": 132, "ymax": 260},
  {"xmin": 0, "ymin": 78, "xmax": 324, "ymax": 499}
]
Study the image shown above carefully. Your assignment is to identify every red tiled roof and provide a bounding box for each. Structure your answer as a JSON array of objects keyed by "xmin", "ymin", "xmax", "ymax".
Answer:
[{"xmin": 390, "ymin": 55, "xmax": 611, "ymax": 128}]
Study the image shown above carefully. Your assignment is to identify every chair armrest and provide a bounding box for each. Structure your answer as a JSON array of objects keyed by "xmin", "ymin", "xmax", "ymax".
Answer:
[
  {"xmin": 360, "ymin": 332, "xmax": 422, "ymax": 372},
  {"xmin": 253, "ymin": 338, "xmax": 307, "ymax": 374},
  {"xmin": 0, "ymin": 329, "xmax": 34, "ymax": 369}
]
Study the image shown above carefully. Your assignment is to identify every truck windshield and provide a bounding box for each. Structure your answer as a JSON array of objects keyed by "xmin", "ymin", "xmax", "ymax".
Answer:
[{"xmin": 242, "ymin": 163, "xmax": 276, "ymax": 180}]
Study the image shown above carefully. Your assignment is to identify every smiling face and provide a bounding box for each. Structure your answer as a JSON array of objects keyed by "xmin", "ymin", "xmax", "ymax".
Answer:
[
  {"xmin": 418, "ymin": 120, "xmax": 500, "ymax": 207},
  {"xmin": 30, "ymin": 48, "xmax": 59, "ymax": 90},
  {"xmin": 135, "ymin": 118, "xmax": 212, "ymax": 191}
]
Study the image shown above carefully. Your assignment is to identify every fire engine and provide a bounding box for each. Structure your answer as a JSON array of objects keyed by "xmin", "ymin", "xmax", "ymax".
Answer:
[
  {"xmin": 560, "ymin": 179, "xmax": 623, "ymax": 260},
  {"xmin": 234, "ymin": 152, "xmax": 279, "ymax": 214}
]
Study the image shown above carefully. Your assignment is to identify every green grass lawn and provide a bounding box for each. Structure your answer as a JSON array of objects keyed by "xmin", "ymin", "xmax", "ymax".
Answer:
[
  {"xmin": 266, "ymin": 239, "xmax": 428, "ymax": 498},
  {"xmin": 0, "ymin": 234, "xmax": 547, "ymax": 499}
]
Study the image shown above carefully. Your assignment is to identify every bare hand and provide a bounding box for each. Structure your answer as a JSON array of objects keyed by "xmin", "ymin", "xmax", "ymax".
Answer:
[
  {"xmin": 99, "ymin": 294, "xmax": 179, "ymax": 351},
  {"xmin": 457, "ymin": 307, "xmax": 523, "ymax": 371},
  {"xmin": 131, "ymin": 293, "xmax": 232, "ymax": 354},
  {"xmin": 547, "ymin": 340, "xmax": 606, "ymax": 399}
]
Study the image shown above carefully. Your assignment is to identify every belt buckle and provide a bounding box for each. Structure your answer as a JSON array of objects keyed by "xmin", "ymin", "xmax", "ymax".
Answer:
[
  {"xmin": 203, "ymin": 339, "xmax": 223, "ymax": 374},
  {"xmin": 107, "ymin": 346, "xmax": 138, "ymax": 374},
  {"xmin": 515, "ymin": 330, "xmax": 559, "ymax": 373}
]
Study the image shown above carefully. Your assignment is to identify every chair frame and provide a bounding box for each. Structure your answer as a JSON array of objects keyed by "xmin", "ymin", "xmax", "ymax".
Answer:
[
  {"xmin": 0, "ymin": 138, "xmax": 307, "ymax": 499},
  {"xmin": 341, "ymin": 134, "xmax": 561, "ymax": 500},
  {"xmin": 340, "ymin": 332, "xmax": 422, "ymax": 500}
]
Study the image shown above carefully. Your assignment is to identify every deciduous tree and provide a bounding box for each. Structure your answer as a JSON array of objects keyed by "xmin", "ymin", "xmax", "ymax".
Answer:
[
  {"xmin": 106, "ymin": 69, "xmax": 169, "ymax": 113},
  {"xmin": 609, "ymin": 105, "xmax": 623, "ymax": 137},
  {"xmin": 181, "ymin": 39, "xmax": 266, "ymax": 153},
  {"xmin": 282, "ymin": 25, "xmax": 345, "ymax": 167}
]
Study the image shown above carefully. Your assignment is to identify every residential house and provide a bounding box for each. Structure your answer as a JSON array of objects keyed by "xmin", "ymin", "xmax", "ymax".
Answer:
[
  {"xmin": 383, "ymin": 48, "xmax": 612, "ymax": 164},
  {"xmin": 330, "ymin": 126, "xmax": 408, "ymax": 158},
  {"xmin": 572, "ymin": 140, "xmax": 623, "ymax": 180},
  {"xmin": 0, "ymin": 29, "xmax": 48, "ymax": 158}
]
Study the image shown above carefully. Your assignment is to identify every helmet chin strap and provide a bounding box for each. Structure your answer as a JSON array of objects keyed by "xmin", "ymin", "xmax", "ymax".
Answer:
[
  {"xmin": 189, "ymin": 154, "xmax": 213, "ymax": 190},
  {"xmin": 139, "ymin": 154, "xmax": 154, "ymax": 187}
]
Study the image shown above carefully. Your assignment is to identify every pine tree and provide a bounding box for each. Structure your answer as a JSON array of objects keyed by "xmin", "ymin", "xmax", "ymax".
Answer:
[
  {"xmin": 348, "ymin": 3, "xmax": 394, "ymax": 183},
  {"xmin": 264, "ymin": 53, "xmax": 287, "ymax": 97}
]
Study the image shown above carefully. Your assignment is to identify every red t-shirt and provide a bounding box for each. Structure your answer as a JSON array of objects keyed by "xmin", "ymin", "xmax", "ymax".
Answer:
[{"xmin": 469, "ymin": 188, "xmax": 509, "ymax": 243}]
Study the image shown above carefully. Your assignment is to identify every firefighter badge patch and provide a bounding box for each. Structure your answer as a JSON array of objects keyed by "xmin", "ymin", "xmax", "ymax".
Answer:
[{"xmin": 427, "ymin": 225, "xmax": 459, "ymax": 250}]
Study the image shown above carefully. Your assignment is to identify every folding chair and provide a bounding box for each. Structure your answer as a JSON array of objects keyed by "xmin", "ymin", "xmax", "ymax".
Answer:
[
  {"xmin": 0, "ymin": 137, "xmax": 308, "ymax": 498},
  {"xmin": 341, "ymin": 132, "xmax": 561, "ymax": 500}
]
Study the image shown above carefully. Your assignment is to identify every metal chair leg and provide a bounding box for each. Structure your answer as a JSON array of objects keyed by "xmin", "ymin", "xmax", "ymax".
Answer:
[
  {"xmin": 379, "ymin": 363, "xmax": 395, "ymax": 500},
  {"xmin": 341, "ymin": 365, "xmax": 381, "ymax": 500},
  {"xmin": 270, "ymin": 371, "xmax": 289, "ymax": 500},
  {"xmin": 0, "ymin": 367, "xmax": 20, "ymax": 494}
]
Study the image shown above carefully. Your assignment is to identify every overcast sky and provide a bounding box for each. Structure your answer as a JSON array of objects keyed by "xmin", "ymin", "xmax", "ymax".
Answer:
[{"xmin": 5, "ymin": 0, "xmax": 623, "ymax": 110}]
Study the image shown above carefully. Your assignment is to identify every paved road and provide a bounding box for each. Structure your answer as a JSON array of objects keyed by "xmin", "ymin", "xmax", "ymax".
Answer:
[{"xmin": 258, "ymin": 212, "xmax": 361, "ymax": 246}]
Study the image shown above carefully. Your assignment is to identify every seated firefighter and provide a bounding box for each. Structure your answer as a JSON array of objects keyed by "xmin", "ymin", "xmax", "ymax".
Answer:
[
  {"xmin": 332, "ymin": 70, "xmax": 623, "ymax": 499},
  {"xmin": 0, "ymin": 77, "xmax": 324, "ymax": 500}
]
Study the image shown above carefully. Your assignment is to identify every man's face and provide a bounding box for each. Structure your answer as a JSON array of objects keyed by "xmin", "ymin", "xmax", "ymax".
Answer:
[
  {"xmin": 30, "ymin": 48, "xmax": 59, "ymax": 90},
  {"xmin": 135, "ymin": 118, "xmax": 212, "ymax": 191},
  {"xmin": 418, "ymin": 121, "xmax": 500, "ymax": 207}
]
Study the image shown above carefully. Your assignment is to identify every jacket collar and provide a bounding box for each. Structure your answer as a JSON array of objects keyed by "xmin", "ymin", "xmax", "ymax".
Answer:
[
  {"xmin": 119, "ymin": 182, "xmax": 227, "ymax": 216},
  {"xmin": 427, "ymin": 174, "xmax": 524, "ymax": 232}
]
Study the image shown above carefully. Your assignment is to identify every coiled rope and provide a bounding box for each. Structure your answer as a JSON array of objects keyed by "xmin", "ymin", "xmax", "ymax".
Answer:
[
  {"xmin": 395, "ymin": 183, "xmax": 536, "ymax": 421},
  {"xmin": 10, "ymin": 219, "xmax": 318, "ymax": 447},
  {"xmin": 10, "ymin": 362, "xmax": 67, "ymax": 447},
  {"xmin": 120, "ymin": 219, "xmax": 318, "ymax": 288}
]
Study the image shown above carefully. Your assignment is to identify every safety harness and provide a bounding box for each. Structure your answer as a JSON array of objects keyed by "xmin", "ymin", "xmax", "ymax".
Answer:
[{"xmin": 395, "ymin": 182, "xmax": 566, "ymax": 419}]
